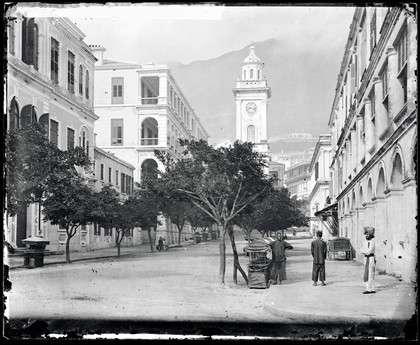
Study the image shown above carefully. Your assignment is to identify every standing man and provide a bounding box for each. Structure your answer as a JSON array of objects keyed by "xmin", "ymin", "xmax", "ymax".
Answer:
[
  {"xmin": 311, "ymin": 231, "xmax": 327, "ymax": 286},
  {"xmin": 360, "ymin": 226, "xmax": 376, "ymax": 294},
  {"xmin": 269, "ymin": 231, "xmax": 293, "ymax": 285}
]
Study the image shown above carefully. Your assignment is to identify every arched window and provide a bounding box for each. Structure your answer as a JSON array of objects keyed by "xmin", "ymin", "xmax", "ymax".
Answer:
[
  {"xmin": 247, "ymin": 125, "xmax": 255, "ymax": 142},
  {"xmin": 367, "ymin": 178, "xmax": 373, "ymax": 201},
  {"xmin": 376, "ymin": 168, "xmax": 386, "ymax": 195},
  {"xmin": 9, "ymin": 97, "xmax": 19, "ymax": 129},
  {"xmin": 22, "ymin": 18, "xmax": 39, "ymax": 70},
  {"xmin": 250, "ymin": 69, "xmax": 254, "ymax": 79},
  {"xmin": 141, "ymin": 118, "xmax": 159, "ymax": 146},
  {"xmin": 79, "ymin": 65, "xmax": 83, "ymax": 95},
  {"xmin": 141, "ymin": 159, "xmax": 158, "ymax": 178},
  {"xmin": 20, "ymin": 105, "xmax": 37, "ymax": 127},
  {"xmin": 257, "ymin": 70, "xmax": 260, "ymax": 79},
  {"xmin": 359, "ymin": 186, "xmax": 364, "ymax": 206},
  {"xmin": 391, "ymin": 153, "xmax": 403, "ymax": 189},
  {"xmin": 39, "ymin": 113, "xmax": 49, "ymax": 137},
  {"xmin": 85, "ymin": 70, "xmax": 90, "ymax": 99}
]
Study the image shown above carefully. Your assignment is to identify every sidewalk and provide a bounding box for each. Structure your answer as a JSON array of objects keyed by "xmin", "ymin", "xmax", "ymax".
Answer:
[
  {"xmin": 263, "ymin": 238, "xmax": 417, "ymax": 326},
  {"xmin": 4, "ymin": 240, "xmax": 196, "ymax": 270}
]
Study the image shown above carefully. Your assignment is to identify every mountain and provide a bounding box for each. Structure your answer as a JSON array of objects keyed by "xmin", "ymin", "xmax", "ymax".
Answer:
[{"xmin": 168, "ymin": 34, "xmax": 346, "ymax": 148}]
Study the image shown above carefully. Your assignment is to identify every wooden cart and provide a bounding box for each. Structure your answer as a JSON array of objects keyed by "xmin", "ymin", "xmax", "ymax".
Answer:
[{"xmin": 327, "ymin": 237, "xmax": 352, "ymax": 260}]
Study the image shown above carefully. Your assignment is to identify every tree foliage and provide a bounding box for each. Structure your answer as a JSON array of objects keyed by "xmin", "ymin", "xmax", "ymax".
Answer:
[
  {"xmin": 42, "ymin": 177, "xmax": 97, "ymax": 263},
  {"xmin": 5, "ymin": 123, "xmax": 91, "ymax": 216}
]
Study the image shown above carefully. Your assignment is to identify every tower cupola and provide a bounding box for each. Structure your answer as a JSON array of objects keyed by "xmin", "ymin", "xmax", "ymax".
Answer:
[{"xmin": 241, "ymin": 45, "xmax": 264, "ymax": 81}]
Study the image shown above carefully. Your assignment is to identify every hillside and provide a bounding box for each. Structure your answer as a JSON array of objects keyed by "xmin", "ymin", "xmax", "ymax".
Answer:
[{"xmin": 169, "ymin": 34, "xmax": 347, "ymax": 148}]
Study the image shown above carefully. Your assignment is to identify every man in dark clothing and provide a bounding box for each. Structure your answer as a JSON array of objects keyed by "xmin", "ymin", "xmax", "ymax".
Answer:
[
  {"xmin": 311, "ymin": 230, "xmax": 327, "ymax": 286},
  {"xmin": 269, "ymin": 232, "xmax": 293, "ymax": 285}
]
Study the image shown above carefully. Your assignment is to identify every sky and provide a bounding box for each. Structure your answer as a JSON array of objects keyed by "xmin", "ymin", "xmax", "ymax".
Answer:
[{"xmin": 8, "ymin": 3, "xmax": 356, "ymax": 65}]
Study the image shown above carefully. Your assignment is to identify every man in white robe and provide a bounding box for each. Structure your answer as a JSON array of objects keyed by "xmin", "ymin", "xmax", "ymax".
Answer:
[{"xmin": 360, "ymin": 226, "xmax": 376, "ymax": 294}]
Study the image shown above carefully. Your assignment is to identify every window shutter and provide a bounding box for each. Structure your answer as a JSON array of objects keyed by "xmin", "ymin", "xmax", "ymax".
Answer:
[
  {"xmin": 22, "ymin": 18, "xmax": 27, "ymax": 62},
  {"xmin": 26, "ymin": 18, "xmax": 35, "ymax": 65},
  {"xmin": 33, "ymin": 23, "xmax": 39, "ymax": 69}
]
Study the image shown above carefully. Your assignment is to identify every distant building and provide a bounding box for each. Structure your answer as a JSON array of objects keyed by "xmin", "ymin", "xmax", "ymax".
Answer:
[
  {"xmin": 91, "ymin": 146, "xmax": 140, "ymax": 249},
  {"xmin": 307, "ymin": 135, "xmax": 334, "ymax": 239},
  {"xmin": 268, "ymin": 160, "xmax": 286, "ymax": 189},
  {"xmin": 284, "ymin": 160, "xmax": 311, "ymax": 201},
  {"xmin": 6, "ymin": 15, "xmax": 98, "ymax": 251},
  {"xmin": 91, "ymin": 45, "xmax": 209, "ymax": 246},
  {"xmin": 325, "ymin": 7, "xmax": 417, "ymax": 283}
]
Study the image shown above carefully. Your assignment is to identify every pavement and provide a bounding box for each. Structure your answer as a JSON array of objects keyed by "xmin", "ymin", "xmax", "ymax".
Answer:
[{"xmin": 4, "ymin": 236, "xmax": 418, "ymax": 336}]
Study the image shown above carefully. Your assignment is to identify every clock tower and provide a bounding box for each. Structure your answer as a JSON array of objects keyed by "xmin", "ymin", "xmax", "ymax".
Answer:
[{"xmin": 233, "ymin": 45, "xmax": 271, "ymax": 155}]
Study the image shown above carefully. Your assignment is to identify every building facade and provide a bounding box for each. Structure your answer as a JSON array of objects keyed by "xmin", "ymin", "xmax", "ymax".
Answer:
[
  {"xmin": 327, "ymin": 7, "xmax": 417, "ymax": 282},
  {"xmin": 284, "ymin": 161, "xmax": 312, "ymax": 201},
  {"xmin": 6, "ymin": 14, "xmax": 98, "ymax": 251},
  {"xmin": 308, "ymin": 135, "xmax": 335, "ymax": 239},
  {"xmin": 91, "ymin": 45, "xmax": 209, "ymax": 246},
  {"xmin": 91, "ymin": 146, "xmax": 141, "ymax": 249}
]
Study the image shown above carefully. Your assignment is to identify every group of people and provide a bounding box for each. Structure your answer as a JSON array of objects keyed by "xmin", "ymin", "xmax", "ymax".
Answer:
[{"xmin": 267, "ymin": 227, "xmax": 376, "ymax": 294}]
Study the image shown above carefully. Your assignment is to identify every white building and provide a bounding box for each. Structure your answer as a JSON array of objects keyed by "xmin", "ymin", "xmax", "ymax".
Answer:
[
  {"xmin": 91, "ymin": 45, "xmax": 209, "ymax": 246},
  {"xmin": 326, "ymin": 7, "xmax": 417, "ymax": 283},
  {"xmin": 308, "ymin": 135, "xmax": 334, "ymax": 239},
  {"xmin": 91, "ymin": 146, "xmax": 141, "ymax": 249},
  {"xmin": 6, "ymin": 14, "xmax": 98, "ymax": 251}
]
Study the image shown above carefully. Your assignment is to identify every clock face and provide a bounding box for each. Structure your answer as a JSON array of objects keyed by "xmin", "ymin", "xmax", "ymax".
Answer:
[{"xmin": 246, "ymin": 102, "xmax": 257, "ymax": 114}]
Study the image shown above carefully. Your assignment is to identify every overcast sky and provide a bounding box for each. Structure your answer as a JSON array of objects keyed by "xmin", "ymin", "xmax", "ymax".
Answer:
[{"xmin": 10, "ymin": 3, "xmax": 356, "ymax": 65}]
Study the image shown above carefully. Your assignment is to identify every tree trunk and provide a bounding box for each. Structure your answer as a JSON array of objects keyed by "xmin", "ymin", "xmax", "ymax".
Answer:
[
  {"xmin": 65, "ymin": 226, "xmax": 75, "ymax": 263},
  {"xmin": 219, "ymin": 226, "xmax": 227, "ymax": 284},
  {"xmin": 65, "ymin": 236, "xmax": 71, "ymax": 263},
  {"xmin": 178, "ymin": 227, "xmax": 181, "ymax": 246},
  {"xmin": 228, "ymin": 225, "xmax": 248, "ymax": 285},
  {"xmin": 147, "ymin": 229, "xmax": 154, "ymax": 252}
]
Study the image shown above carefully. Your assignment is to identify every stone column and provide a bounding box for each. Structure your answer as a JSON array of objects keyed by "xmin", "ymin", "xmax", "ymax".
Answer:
[
  {"xmin": 373, "ymin": 196, "xmax": 388, "ymax": 274},
  {"xmin": 363, "ymin": 98, "xmax": 375, "ymax": 157},
  {"xmin": 385, "ymin": 46, "xmax": 403, "ymax": 119},
  {"xmin": 386, "ymin": 188, "xmax": 404, "ymax": 279},
  {"xmin": 402, "ymin": 176, "xmax": 417, "ymax": 282},
  {"xmin": 158, "ymin": 75, "xmax": 168, "ymax": 105},
  {"xmin": 356, "ymin": 114, "xmax": 365, "ymax": 169},
  {"xmin": 350, "ymin": 127, "xmax": 356, "ymax": 174}
]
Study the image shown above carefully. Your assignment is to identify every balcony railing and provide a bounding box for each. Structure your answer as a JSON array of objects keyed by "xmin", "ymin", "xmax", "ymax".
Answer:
[
  {"xmin": 141, "ymin": 97, "xmax": 159, "ymax": 105},
  {"xmin": 141, "ymin": 138, "xmax": 158, "ymax": 146}
]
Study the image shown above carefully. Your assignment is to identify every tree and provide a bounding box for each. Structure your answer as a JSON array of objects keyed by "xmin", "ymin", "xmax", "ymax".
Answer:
[
  {"xmin": 5, "ymin": 123, "xmax": 91, "ymax": 229},
  {"xmin": 154, "ymin": 139, "xmax": 272, "ymax": 285},
  {"xmin": 255, "ymin": 188, "xmax": 309, "ymax": 237},
  {"xmin": 42, "ymin": 177, "xmax": 97, "ymax": 263},
  {"xmin": 186, "ymin": 204, "xmax": 215, "ymax": 242},
  {"xmin": 159, "ymin": 200, "xmax": 192, "ymax": 246}
]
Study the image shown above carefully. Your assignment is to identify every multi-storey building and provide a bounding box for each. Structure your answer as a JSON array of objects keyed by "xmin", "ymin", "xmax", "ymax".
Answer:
[
  {"xmin": 284, "ymin": 161, "xmax": 312, "ymax": 201},
  {"xmin": 327, "ymin": 7, "xmax": 417, "ymax": 282},
  {"xmin": 5, "ymin": 14, "xmax": 98, "ymax": 251},
  {"xmin": 308, "ymin": 135, "xmax": 335, "ymax": 239},
  {"xmin": 91, "ymin": 146, "xmax": 139, "ymax": 249},
  {"xmin": 90, "ymin": 45, "xmax": 209, "ymax": 246}
]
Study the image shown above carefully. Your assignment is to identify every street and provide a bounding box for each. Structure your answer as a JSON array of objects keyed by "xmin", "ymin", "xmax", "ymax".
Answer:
[{"xmin": 5, "ymin": 237, "xmax": 417, "ymax": 339}]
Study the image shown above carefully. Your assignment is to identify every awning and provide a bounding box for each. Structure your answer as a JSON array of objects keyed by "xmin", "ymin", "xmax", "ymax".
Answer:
[{"xmin": 314, "ymin": 203, "xmax": 338, "ymax": 236}]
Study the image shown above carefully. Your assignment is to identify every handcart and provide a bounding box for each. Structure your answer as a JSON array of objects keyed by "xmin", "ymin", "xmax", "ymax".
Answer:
[
  {"xmin": 247, "ymin": 237, "xmax": 276, "ymax": 289},
  {"xmin": 327, "ymin": 237, "xmax": 352, "ymax": 260}
]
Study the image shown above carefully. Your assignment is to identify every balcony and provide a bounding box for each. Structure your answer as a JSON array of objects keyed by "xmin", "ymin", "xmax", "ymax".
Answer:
[{"xmin": 141, "ymin": 138, "xmax": 159, "ymax": 146}]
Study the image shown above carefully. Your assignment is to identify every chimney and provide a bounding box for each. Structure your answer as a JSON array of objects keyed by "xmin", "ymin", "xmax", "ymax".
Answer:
[{"xmin": 89, "ymin": 45, "xmax": 106, "ymax": 65}]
